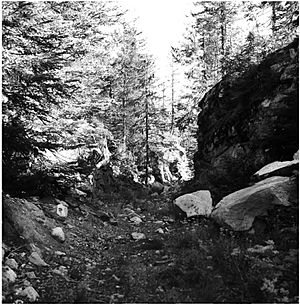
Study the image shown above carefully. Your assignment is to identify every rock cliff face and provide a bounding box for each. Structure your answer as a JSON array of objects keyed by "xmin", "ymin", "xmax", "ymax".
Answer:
[{"xmin": 194, "ymin": 39, "xmax": 299, "ymax": 201}]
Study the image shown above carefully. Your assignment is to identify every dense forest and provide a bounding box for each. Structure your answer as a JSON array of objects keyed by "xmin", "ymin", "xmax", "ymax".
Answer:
[{"xmin": 2, "ymin": 1, "xmax": 299, "ymax": 304}]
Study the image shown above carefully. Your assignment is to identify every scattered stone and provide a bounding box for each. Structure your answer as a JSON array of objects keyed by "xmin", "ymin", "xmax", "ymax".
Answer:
[
  {"xmin": 23, "ymin": 280, "xmax": 31, "ymax": 287},
  {"xmin": 110, "ymin": 293, "xmax": 125, "ymax": 303},
  {"xmin": 28, "ymin": 252, "xmax": 48, "ymax": 267},
  {"xmin": 66, "ymin": 224, "xmax": 74, "ymax": 229},
  {"xmin": 5, "ymin": 258, "xmax": 18, "ymax": 270},
  {"xmin": 130, "ymin": 216, "xmax": 143, "ymax": 225},
  {"xmin": 51, "ymin": 227, "xmax": 65, "ymax": 243},
  {"xmin": 247, "ymin": 244, "xmax": 275, "ymax": 254},
  {"xmin": 2, "ymin": 266, "xmax": 17, "ymax": 283},
  {"xmin": 124, "ymin": 208, "xmax": 140, "ymax": 218},
  {"xmin": 153, "ymin": 220, "xmax": 164, "ymax": 225},
  {"xmin": 162, "ymin": 217, "xmax": 175, "ymax": 223},
  {"xmin": 18, "ymin": 286, "xmax": 39, "ymax": 302},
  {"xmin": 74, "ymin": 188, "xmax": 87, "ymax": 197},
  {"xmin": 55, "ymin": 251, "xmax": 66, "ymax": 256},
  {"xmin": 174, "ymin": 190, "xmax": 213, "ymax": 218},
  {"xmin": 211, "ymin": 176, "xmax": 296, "ymax": 231},
  {"xmin": 131, "ymin": 232, "xmax": 146, "ymax": 241},
  {"xmin": 53, "ymin": 266, "xmax": 68, "ymax": 277},
  {"xmin": 155, "ymin": 228, "xmax": 164, "ymax": 234},
  {"xmin": 25, "ymin": 272, "xmax": 37, "ymax": 279}
]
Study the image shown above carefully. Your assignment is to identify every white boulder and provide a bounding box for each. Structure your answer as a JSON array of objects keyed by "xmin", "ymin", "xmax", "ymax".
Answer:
[
  {"xmin": 51, "ymin": 227, "xmax": 65, "ymax": 243},
  {"xmin": 5, "ymin": 258, "xmax": 18, "ymax": 270},
  {"xmin": 2, "ymin": 266, "xmax": 17, "ymax": 283},
  {"xmin": 211, "ymin": 176, "xmax": 296, "ymax": 231},
  {"xmin": 174, "ymin": 190, "xmax": 213, "ymax": 218},
  {"xmin": 130, "ymin": 216, "xmax": 143, "ymax": 225},
  {"xmin": 19, "ymin": 286, "xmax": 39, "ymax": 302},
  {"xmin": 56, "ymin": 202, "xmax": 68, "ymax": 218},
  {"xmin": 131, "ymin": 232, "xmax": 146, "ymax": 240},
  {"xmin": 28, "ymin": 252, "xmax": 48, "ymax": 267}
]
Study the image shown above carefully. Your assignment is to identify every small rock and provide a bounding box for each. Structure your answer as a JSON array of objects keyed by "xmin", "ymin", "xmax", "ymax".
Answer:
[
  {"xmin": 74, "ymin": 188, "xmax": 87, "ymax": 197},
  {"xmin": 124, "ymin": 208, "xmax": 139, "ymax": 217},
  {"xmin": 56, "ymin": 203, "xmax": 68, "ymax": 218},
  {"xmin": 51, "ymin": 227, "xmax": 65, "ymax": 243},
  {"xmin": 130, "ymin": 216, "xmax": 143, "ymax": 225},
  {"xmin": 23, "ymin": 280, "xmax": 31, "ymax": 287},
  {"xmin": 53, "ymin": 266, "xmax": 68, "ymax": 277},
  {"xmin": 153, "ymin": 220, "xmax": 164, "ymax": 225},
  {"xmin": 25, "ymin": 272, "xmax": 36, "ymax": 279},
  {"xmin": 19, "ymin": 286, "xmax": 39, "ymax": 302},
  {"xmin": 55, "ymin": 251, "xmax": 66, "ymax": 256},
  {"xmin": 2, "ymin": 265, "xmax": 17, "ymax": 283},
  {"xmin": 156, "ymin": 286, "xmax": 164, "ymax": 293},
  {"xmin": 66, "ymin": 224, "xmax": 74, "ymax": 229},
  {"xmin": 5, "ymin": 258, "xmax": 18, "ymax": 270},
  {"xmin": 14, "ymin": 299, "xmax": 24, "ymax": 304},
  {"xmin": 131, "ymin": 232, "xmax": 146, "ymax": 241},
  {"xmin": 28, "ymin": 252, "xmax": 48, "ymax": 267},
  {"xmin": 163, "ymin": 217, "xmax": 175, "ymax": 223},
  {"xmin": 155, "ymin": 228, "xmax": 164, "ymax": 234}
]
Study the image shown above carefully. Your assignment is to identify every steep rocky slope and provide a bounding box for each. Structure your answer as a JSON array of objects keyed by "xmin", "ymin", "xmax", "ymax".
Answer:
[{"xmin": 194, "ymin": 39, "xmax": 299, "ymax": 201}]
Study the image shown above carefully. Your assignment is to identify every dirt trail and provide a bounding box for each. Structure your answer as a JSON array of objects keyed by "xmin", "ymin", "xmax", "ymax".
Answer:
[{"xmin": 3, "ymin": 193, "xmax": 298, "ymax": 303}]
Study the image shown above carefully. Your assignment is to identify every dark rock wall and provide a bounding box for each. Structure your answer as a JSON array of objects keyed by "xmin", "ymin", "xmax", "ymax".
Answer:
[{"xmin": 194, "ymin": 39, "xmax": 299, "ymax": 201}]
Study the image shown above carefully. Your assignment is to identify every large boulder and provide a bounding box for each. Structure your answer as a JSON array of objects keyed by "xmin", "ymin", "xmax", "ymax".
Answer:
[
  {"xmin": 174, "ymin": 190, "xmax": 213, "ymax": 218},
  {"xmin": 194, "ymin": 39, "xmax": 299, "ymax": 201},
  {"xmin": 211, "ymin": 176, "xmax": 297, "ymax": 231}
]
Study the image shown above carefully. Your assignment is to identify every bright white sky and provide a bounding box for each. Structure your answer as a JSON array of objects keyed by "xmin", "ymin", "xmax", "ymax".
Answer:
[
  {"xmin": 119, "ymin": 0, "xmax": 194, "ymax": 79},
  {"xmin": 118, "ymin": 0, "xmax": 272, "ymax": 85}
]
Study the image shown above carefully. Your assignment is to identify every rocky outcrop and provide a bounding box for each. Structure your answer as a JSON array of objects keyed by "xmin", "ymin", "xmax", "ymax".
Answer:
[
  {"xmin": 211, "ymin": 176, "xmax": 298, "ymax": 231},
  {"xmin": 3, "ymin": 196, "xmax": 60, "ymax": 250},
  {"xmin": 194, "ymin": 39, "xmax": 299, "ymax": 201}
]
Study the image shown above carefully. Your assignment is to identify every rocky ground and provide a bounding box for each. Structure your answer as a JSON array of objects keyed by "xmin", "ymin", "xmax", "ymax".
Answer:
[{"xmin": 2, "ymin": 189, "xmax": 299, "ymax": 304}]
